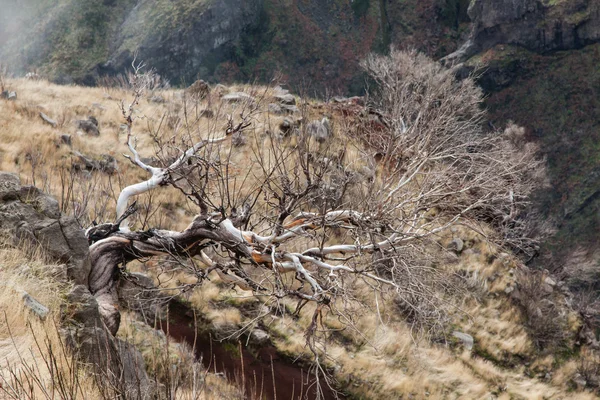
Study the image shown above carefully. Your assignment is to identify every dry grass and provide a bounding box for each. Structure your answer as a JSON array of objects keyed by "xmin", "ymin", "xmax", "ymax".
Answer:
[
  {"xmin": 1, "ymin": 77, "xmax": 599, "ymax": 399},
  {"xmin": 0, "ymin": 240, "xmax": 100, "ymax": 399}
]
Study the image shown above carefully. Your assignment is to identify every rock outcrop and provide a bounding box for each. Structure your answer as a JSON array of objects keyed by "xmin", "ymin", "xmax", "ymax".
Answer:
[
  {"xmin": 446, "ymin": 0, "xmax": 600, "ymax": 63},
  {"xmin": 0, "ymin": 172, "xmax": 154, "ymax": 398}
]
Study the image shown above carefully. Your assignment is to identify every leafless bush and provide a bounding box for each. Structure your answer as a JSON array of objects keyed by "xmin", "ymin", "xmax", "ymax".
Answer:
[
  {"xmin": 577, "ymin": 349, "xmax": 600, "ymax": 390},
  {"xmin": 359, "ymin": 49, "xmax": 547, "ymax": 258},
  {"xmin": 513, "ymin": 270, "xmax": 568, "ymax": 351}
]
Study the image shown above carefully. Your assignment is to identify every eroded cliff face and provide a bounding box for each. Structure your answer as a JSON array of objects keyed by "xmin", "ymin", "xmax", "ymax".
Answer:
[
  {"xmin": 453, "ymin": 0, "xmax": 600, "ymax": 60},
  {"xmin": 103, "ymin": 0, "xmax": 264, "ymax": 84},
  {"xmin": 0, "ymin": 0, "xmax": 263, "ymax": 85}
]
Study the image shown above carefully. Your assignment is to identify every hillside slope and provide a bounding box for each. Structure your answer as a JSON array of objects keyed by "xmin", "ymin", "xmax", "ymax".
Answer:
[{"xmin": 0, "ymin": 77, "xmax": 599, "ymax": 399}]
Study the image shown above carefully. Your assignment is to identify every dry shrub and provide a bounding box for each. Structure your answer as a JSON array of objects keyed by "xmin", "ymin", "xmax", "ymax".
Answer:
[
  {"xmin": 577, "ymin": 348, "xmax": 600, "ymax": 390},
  {"xmin": 513, "ymin": 270, "xmax": 568, "ymax": 351}
]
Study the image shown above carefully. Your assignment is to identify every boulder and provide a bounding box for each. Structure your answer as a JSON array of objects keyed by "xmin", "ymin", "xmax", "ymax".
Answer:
[
  {"xmin": 0, "ymin": 172, "xmax": 155, "ymax": 397},
  {"xmin": 0, "ymin": 172, "xmax": 20, "ymax": 201},
  {"xmin": 222, "ymin": 92, "xmax": 255, "ymax": 104},
  {"xmin": 279, "ymin": 117, "xmax": 297, "ymax": 136},
  {"xmin": 280, "ymin": 104, "xmax": 300, "ymax": 114},
  {"xmin": 331, "ymin": 96, "xmax": 348, "ymax": 103},
  {"xmin": 0, "ymin": 175, "xmax": 91, "ymax": 286},
  {"xmin": 250, "ymin": 329, "xmax": 270, "ymax": 344},
  {"xmin": 273, "ymin": 93, "xmax": 296, "ymax": 105},
  {"xmin": 231, "ymin": 132, "xmax": 246, "ymax": 147},
  {"xmin": 40, "ymin": 112, "xmax": 57, "ymax": 128},
  {"xmin": 60, "ymin": 134, "xmax": 72, "ymax": 146},
  {"xmin": 452, "ymin": 331, "xmax": 474, "ymax": 350},
  {"xmin": 306, "ymin": 117, "xmax": 331, "ymax": 143},
  {"xmin": 572, "ymin": 373, "xmax": 587, "ymax": 389},
  {"xmin": 544, "ymin": 276, "xmax": 556, "ymax": 286},
  {"xmin": 76, "ymin": 116, "xmax": 100, "ymax": 136},
  {"xmin": 5, "ymin": 91, "xmax": 17, "ymax": 100},
  {"xmin": 22, "ymin": 291, "xmax": 50, "ymax": 319},
  {"xmin": 268, "ymin": 103, "xmax": 283, "ymax": 114},
  {"xmin": 72, "ymin": 151, "xmax": 117, "ymax": 174},
  {"xmin": 213, "ymin": 84, "xmax": 229, "ymax": 97},
  {"xmin": 448, "ymin": 238, "xmax": 464, "ymax": 254},
  {"xmin": 273, "ymin": 85, "xmax": 289, "ymax": 95}
]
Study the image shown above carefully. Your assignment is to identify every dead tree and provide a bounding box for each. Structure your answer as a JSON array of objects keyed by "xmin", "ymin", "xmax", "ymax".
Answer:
[{"xmin": 85, "ymin": 51, "xmax": 544, "ymax": 343}]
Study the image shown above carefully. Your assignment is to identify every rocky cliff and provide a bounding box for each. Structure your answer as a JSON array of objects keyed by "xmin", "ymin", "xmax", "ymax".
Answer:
[
  {"xmin": 0, "ymin": 0, "xmax": 467, "ymax": 90},
  {"xmin": 0, "ymin": 0, "xmax": 263, "ymax": 85},
  {"xmin": 448, "ymin": 0, "xmax": 600, "ymax": 62}
]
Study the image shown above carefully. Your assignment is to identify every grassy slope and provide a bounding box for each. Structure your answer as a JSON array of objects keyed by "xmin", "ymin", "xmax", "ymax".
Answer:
[{"xmin": 0, "ymin": 78, "xmax": 598, "ymax": 399}]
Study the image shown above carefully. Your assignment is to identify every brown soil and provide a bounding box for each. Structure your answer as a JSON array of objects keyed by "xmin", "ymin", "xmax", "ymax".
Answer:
[{"xmin": 159, "ymin": 300, "xmax": 345, "ymax": 400}]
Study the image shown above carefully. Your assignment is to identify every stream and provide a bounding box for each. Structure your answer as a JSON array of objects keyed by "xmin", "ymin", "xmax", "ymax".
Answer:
[{"xmin": 159, "ymin": 300, "xmax": 345, "ymax": 400}]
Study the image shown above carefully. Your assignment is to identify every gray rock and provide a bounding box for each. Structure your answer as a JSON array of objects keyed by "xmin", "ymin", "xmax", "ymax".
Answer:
[
  {"xmin": 22, "ymin": 291, "xmax": 50, "ymax": 319},
  {"xmin": 60, "ymin": 134, "xmax": 72, "ymax": 146},
  {"xmin": 273, "ymin": 86, "xmax": 289, "ymax": 95},
  {"xmin": 250, "ymin": 329, "xmax": 270, "ymax": 344},
  {"xmin": 541, "ymin": 283, "xmax": 554, "ymax": 294},
  {"xmin": 273, "ymin": 93, "xmax": 296, "ymax": 105},
  {"xmin": 117, "ymin": 340, "xmax": 156, "ymax": 398},
  {"xmin": 452, "ymin": 331, "xmax": 474, "ymax": 350},
  {"xmin": 448, "ymin": 238, "xmax": 464, "ymax": 254},
  {"xmin": 72, "ymin": 151, "xmax": 117, "ymax": 174},
  {"xmin": 40, "ymin": 112, "xmax": 57, "ymax": 128},
  {"xmin": 0, "ymin": 172, "xmax": 21, "ymax": 201},
  {"xmin": 213, "ymin": 84, "xmax": 229, "ymax": 97},
  {"xmin": 7, "ymin": 91, "xmax": 17, "ymax": 100},
  {"xmin": 222, "ymin": 92, "xmax": 255, "ymax": 104},
  {"xmin": 280, "ymin": 104, "xmax": 300, "ymax": 114},
  {"xmin": 544, "ymin": 276, "xmax": 556, "ymax": 286},
  {"xmin": 75, "ymin": 117, "xmax": 100, "ymax": 136},
  {"xmin": 231, "ymin": 132, "xmax": 246, "ymax": 147},
  {"xmin": 306, "ymin": 117, "xmax": 331, "ymax": 143},
  {"xmin": 268, "ymin": 103, "xmax": 283, "ymax": 114},
  {"xmin": 19, "ymin": 185, "xmax": 61, "ymax": 219},
  {"xmin": 279, "ymin": 117, "xmax": 297, "ymax": 136},
  {"xmin": 331, "ymin": 96, "xmax": 348, "ymax": 103},
  {"xmin": 0, "ymin": 175, "xmax": 90, "ymax": 285}
]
